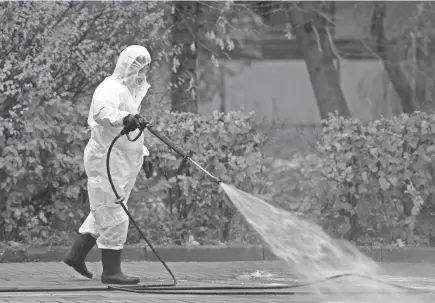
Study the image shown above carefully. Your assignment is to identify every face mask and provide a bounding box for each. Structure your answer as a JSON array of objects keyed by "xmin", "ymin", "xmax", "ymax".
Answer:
[{"xmin": 112, "ymin": 46, "xmax": 152, "ymax": 105}]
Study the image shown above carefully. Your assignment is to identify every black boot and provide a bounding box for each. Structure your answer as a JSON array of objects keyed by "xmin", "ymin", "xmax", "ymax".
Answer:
[
  {"xmin": 101, "ymin": 249, "xmax": 140, "ymax": 285},
  {"xmin": 63, "ymin": 233, "xmax": 96, "ymax": 279}
]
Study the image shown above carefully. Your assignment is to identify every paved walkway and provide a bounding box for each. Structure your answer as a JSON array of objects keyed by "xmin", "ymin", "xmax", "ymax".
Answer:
[{"xmin": 1, "ymin": 261, "xmax": 435, "ymax": 302}]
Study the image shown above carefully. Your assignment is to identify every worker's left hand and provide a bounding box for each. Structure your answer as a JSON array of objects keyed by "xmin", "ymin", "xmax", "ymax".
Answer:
[{"xmin": 142, "ymin": 155, "xmax": 155, "ymax": 178}]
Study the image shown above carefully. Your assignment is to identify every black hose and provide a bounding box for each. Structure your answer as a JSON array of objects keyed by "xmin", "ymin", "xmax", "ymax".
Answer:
[{"xmin": 0, "ymin": 273, "xmax": 428, "ymax": 295}]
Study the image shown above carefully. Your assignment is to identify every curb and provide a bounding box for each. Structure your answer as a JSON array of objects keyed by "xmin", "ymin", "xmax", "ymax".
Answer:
[
  {"xmin": 1, "ymin": 245, "xmax": 435, "ymax": 263},
  {"xmin": 381, "ymin": 246, "xmax": 435, "ymax": 263}
]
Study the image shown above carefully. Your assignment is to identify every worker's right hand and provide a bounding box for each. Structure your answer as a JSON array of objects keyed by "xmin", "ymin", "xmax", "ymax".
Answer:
[{"xmin": 123, "ymin": 114, "xmax": 141, "ymax": 133}]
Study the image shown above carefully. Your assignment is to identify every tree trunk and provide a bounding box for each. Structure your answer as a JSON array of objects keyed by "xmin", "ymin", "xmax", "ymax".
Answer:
[
  {"xmin": 171, "ymin": 1, "xmax": 199, "ymax": 113},
  {"xmin": 288, "ymin": 2, "xmax": 351, "ymax": 119},
  {"xmin": 370, "ymin": 1, "xmax": 420, "ymax": 113}
]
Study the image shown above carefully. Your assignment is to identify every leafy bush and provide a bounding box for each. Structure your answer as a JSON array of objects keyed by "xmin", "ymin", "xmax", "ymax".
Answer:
[
  {"xmin": 0, "ymin": 100, "xmax": 90, "ymax": 244},
  {"xmin": 278, "ymin": 112, "xmax": 435, "ymax": 246}
]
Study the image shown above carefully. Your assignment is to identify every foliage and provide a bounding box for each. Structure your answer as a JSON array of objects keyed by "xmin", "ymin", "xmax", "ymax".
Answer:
[{"xmin": 5, "ymin": 1, "xmax": 435, "ymax": 249}]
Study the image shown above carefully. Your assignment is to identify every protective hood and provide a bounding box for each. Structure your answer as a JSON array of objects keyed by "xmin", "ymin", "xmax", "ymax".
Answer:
[{"xmin": 112, "ymin": 45, "xmax": 151, "ymax": 106}]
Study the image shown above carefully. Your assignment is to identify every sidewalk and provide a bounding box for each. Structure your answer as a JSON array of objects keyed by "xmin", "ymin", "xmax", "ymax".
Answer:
[{"xmin": 1, "ymin": 261, "xmax": 435, "ymax": 302}]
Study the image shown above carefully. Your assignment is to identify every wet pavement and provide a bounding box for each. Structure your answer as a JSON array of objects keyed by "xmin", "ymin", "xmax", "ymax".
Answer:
[{"xmin": 0, "ymin": 261, "xmax": 435, "ymax": 302}]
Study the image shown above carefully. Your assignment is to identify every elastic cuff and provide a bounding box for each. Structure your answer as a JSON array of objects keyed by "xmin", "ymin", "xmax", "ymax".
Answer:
[
  {"xmin": 96, "ymin": 243, "xmax": 124, "ymax": 250},
  {"xmin": 142, "ymin": 145, "xmax": 150, "ymax": 156},
  {"xmin": 79, "ymin": 232, "xmax": 98, "ymax": 239}
]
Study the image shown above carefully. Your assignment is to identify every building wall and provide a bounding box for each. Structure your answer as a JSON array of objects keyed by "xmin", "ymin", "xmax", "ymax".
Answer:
[
  {"xmin": 152, "ymin": 57, "xmax": 403, "ymax": 123},
  {"xmin": 198, "ymin": 59, "xmax": 402, "ymax": 123}
]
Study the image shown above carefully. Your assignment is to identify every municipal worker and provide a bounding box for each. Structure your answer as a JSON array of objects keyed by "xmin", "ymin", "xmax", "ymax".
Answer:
[{"xmin": 63, "ymin": 45, "xmax": 153, "ymax": 285}]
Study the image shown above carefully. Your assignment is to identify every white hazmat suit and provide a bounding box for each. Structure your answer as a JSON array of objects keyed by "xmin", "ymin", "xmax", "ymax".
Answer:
[{"xmin": 64, "ymin": 45, "xmax": 152, "ymax": 285}]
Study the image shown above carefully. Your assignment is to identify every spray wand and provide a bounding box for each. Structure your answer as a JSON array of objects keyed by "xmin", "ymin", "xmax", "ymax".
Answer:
[{"xmin": 127, "ymin": 119, "xmax": 221, "ymax": 184}]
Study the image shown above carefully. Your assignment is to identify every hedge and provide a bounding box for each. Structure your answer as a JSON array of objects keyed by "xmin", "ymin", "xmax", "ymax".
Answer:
[
  {"xmin": 278, "ymin": 112, "xmax": 435, "ymax": 246},
  {"xmin": 0, "ymin": 109, "xmax": 267, "ymax": 246},
  {"xmin": 3, "ymin": 108, "xmax": 435, "ymax": 247}
]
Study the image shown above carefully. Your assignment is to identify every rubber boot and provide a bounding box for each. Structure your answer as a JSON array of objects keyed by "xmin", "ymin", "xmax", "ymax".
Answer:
[
  {"xmin": 63, "ymin": 233, "xmax": 96, "ymax": 279},
  {"xmin": 101, "ymin": 249, "xmax": 140, "ymax": 285}
]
